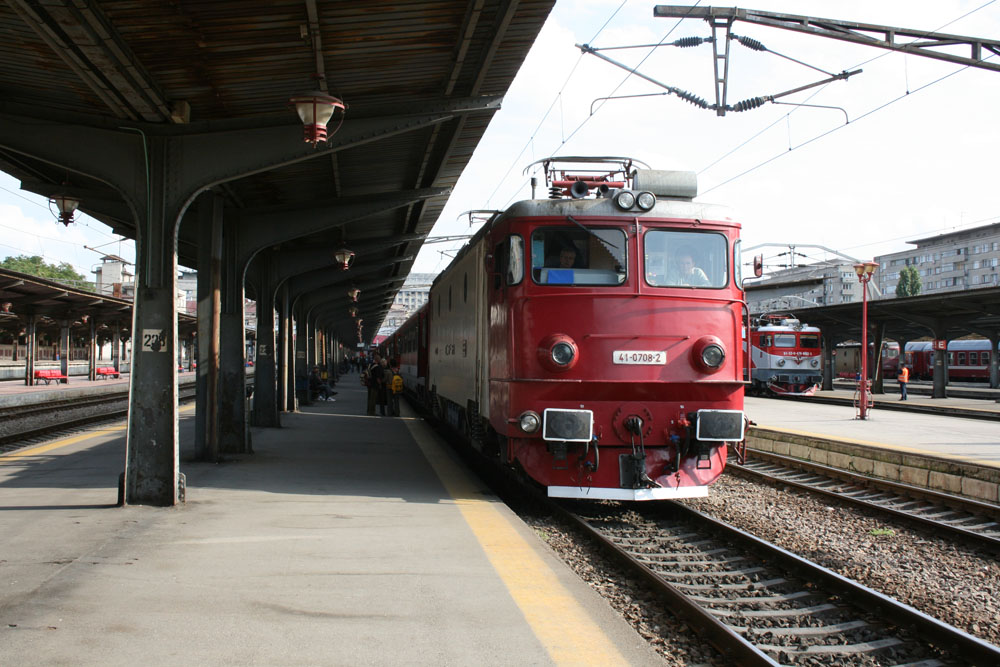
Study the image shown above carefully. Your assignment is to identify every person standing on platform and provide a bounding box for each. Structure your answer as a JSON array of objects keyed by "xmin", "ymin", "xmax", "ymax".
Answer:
[
  {"xmin": 389, "ymin": 360, "xmax": 403, "ymax": 417},
  {"xmin": 898, "ymin": 364, "xmax": 909, "ymax": 401},
  {"xmin": 374, "ymin": 357, "xmax": 389, "ymax": 416},
  {"xmin": 365, "ymin": 353, "xmax": 382, "ymax": 416}
]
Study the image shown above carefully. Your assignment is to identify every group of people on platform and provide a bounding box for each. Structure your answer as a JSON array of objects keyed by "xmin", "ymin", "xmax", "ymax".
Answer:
[
  {"xmin": 307, "ymin": 353, "xmax": 404, "ymax": 415},
  {"xmin": 361, "ymin": 352, "xmax": 403, "ymax": 417}
]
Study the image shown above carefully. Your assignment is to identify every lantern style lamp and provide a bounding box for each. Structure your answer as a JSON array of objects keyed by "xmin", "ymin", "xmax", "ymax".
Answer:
[
  {"xmin": 50, "ymin": 193, "xmax": 80, "ymax": 226},
  {"xmin": 348, "ymin": 306, "xmax": 358, "ymax": 318},
  {"xmin": 347, "ymin": 287, "xmax": 360, "ymax": 302},
  {"xmin": 333, "ymin": 247, "xmax": 355, "ymax": 270},
  {"xmin": 290, "ymin": 92, "xmax": 346, "ymax": 145},
  {"xmin": 853, "ymin": 261, "xmax": 879, "ymax": 420},
  {"xmin": 1, "ymin": 302, "xmax": 11, "ymax": 313}
]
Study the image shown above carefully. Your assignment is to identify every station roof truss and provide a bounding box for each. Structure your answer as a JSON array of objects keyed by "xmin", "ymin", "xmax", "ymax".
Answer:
[
  {"xmin": 0, "ymin": 268, "xmax": 195, "ymax": 338},
  {"xmin": 763, "ymin": 287, "xmax": 1000, "ymax": 343},
  {"xmin": 0, "ymin": 1, "xmax": 555, "ymax": 344}
]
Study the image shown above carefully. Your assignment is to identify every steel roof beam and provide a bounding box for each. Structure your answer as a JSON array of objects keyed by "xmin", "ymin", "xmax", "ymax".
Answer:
[{"xmin": 654, "ymin": 6, "xmax": 1000, "ymax": 72}]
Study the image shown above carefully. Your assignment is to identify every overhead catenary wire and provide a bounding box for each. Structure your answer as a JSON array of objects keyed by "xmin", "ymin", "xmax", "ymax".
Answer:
[{"xmin": 698, "ymin": 1, "xmax": 997, "ymax": 190}]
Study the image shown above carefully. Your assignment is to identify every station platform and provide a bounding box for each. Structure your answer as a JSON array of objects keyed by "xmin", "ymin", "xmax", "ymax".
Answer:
[
  {"xmin": 0, "ymin": 383, "xmax": 661, "ymax": 665},
  {"xmin": 746, "ymin": 395, "xmax": 1000, "ymax": 468}
]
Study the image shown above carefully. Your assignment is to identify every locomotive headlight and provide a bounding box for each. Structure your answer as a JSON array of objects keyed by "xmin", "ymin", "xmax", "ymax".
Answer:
[
  {"xmin": 701, "ymin": 344, "xmax": 725, "ymax": 368},
  {"xmin": 777, "ymin": 358, "xmax": 786, "ymax": 366},
  {"xmin": 613, "ymin": 190, "xmax": 636, "ymax": 210},
  {"xmin": 692, "ymin": 335, "xmax": 727, "ymax": 373},
  {"xmin": 811, "ymin": 359, "xmax": 819, "ymax": 367},
  {"xmin": 552, "ymin": 342, "xmax": 575, "ymax": 366},
  {"xmin": 538, "ymin": 334, "xmax": 579, "ymax": 372},
  {"xmin": 636, "ymin": 191, "xmax": 656, "ymax": 211},
  {"xmin": 519, "ymin": 411, "xmax": 541, "ymax": 433}
]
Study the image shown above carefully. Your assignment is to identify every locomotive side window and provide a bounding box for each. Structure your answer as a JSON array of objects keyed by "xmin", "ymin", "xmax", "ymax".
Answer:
[
  {"xmin": 493, "ymin": 241, "xmax": 506, "ymax": 290},
  {"xmin": 507, "ymin": 235, "xmax": 524, "ymax": 285},
  {"xmin": 774, "ymin": 334, "xmax": 796, "ymax": 348},
  {"xmin": 800, "ymin": 334, "xmax": 820, "ymax": 349},
  {"xmin": 760, "ymin": 335, "xmax": 773, "ymax": 347},
  {"xmin": 644, "ymin": 230, "xmax": 728, "ymax": 288},
  {"xmin": 530, "ymin": 227, "xmax": 626, "ymax": 286}
]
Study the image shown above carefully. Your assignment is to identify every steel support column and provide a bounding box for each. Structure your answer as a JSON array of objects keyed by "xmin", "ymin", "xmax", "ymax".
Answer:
[
  {"xmin": 59, "ymin": 321, "xmax": 70, "ymax": 383},
  {"xmin": 24, "ymin": 315, "xmax": 36, "ymax": 386},
  {"xmin": 218, "ymin": 214, "xmax": 249, "ymax": 453},
  {"xmin": 195, "ymin": 193, "xmax": 223, "ymax": 462},
  {"xmin": 251, "ymin": 253, "xmax": 279, "ymax": 427},
  {"xmin": 88, "ymin": 318, "xmax": 97, "ymax": 380},
  {"xmin": 821, "ymin": 328, "xmax": 834, "ymax": 391}
]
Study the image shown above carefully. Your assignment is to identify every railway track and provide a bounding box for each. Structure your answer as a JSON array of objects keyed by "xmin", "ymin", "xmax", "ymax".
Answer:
[
  {"xmin": 729, "ymin": 449, "xmax": 1000, "ymax": 555},
  {"xmin": 0, "ymin": 386, "xmax": 196, "ymax": 452},
  {"xmin": 558, "ymin": 499, "xmax": 1000, "ymax": 666}
]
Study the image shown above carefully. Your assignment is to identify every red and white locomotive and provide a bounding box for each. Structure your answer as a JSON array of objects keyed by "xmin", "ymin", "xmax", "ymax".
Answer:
[
  {"xmin": 747, "ymin": 314, "xmax": 823, "ymax": 396},
  {"xmin": 389, "ymin": 157, "xmax": 748, "ymax": 500}
]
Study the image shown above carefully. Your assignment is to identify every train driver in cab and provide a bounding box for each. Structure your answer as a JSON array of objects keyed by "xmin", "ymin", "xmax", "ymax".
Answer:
[
  {"xmin": 670, "ymin": 247, "xmax": 710, "ymax": 286},
  {"xmin": 546, "ymin": 243, "xmax": 582, "ymax": 269}
]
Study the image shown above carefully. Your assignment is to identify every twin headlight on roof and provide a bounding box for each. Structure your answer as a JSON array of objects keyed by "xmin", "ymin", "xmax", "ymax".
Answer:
[{"xmin": 612, "ymin": 189, "xmax": 657, "ymax": 212}]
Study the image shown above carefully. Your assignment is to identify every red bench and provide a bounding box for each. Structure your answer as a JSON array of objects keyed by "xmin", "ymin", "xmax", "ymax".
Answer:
[
  {"xmin": 34, "ymin": 369, "xmax": 68, "ymax": 384},
  {"xmin": 96, "ymin": 367, "xmax": 120, "ymax": 379}
]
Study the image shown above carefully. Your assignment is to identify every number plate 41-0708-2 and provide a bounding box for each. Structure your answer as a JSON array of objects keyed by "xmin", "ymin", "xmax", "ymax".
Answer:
[{"xmin": 612, "ymin": 350, "xmax": 665, "ymax": 365}]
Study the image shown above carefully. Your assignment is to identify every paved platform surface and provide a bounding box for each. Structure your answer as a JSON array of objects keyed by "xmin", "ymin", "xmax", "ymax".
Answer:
[
  {"xmin": 746, "ymin": 395, "xmax": 1000, "ymax": 468},
  {"xmin": 0, "ymin": 383, "xmax": 661, "ymax": 665}
]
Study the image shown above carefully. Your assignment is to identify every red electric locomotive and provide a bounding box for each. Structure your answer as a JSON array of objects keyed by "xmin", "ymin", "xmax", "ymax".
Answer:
[
  {"xmin": 746, "ymin": 315, "xmax": 823, "ymax": 396},
  {"xmin": 399, "ymin": 157, "xmax": 748, "ymax": 500}
]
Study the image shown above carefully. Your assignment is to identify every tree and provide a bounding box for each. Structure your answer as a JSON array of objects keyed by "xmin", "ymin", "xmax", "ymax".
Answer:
[
  {"xmin": 0, "ymin": 255, "xmax": 94, "ymax": 291},
  {"xmin": 896, "ymin": 265, "xmax": 922, "ymax": 298}
]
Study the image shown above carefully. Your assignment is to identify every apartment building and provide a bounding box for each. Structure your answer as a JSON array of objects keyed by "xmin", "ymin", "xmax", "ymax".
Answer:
[{"xmin": 875, "ymin": 222, "xmax": 1000, "ymax": 297}]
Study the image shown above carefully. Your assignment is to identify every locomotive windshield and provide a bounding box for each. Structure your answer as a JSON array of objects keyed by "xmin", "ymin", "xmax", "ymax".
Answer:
[
  {"xmin": 530, "ymin": 227, "xmax": 627, "ymax": 286},
  {"xmin": 800, "ymin": 334, "xmax": 820, "ymax": 348},
  {"xmin": 644, "ymin": 230, "xmax": 728, "ymax": 288}
]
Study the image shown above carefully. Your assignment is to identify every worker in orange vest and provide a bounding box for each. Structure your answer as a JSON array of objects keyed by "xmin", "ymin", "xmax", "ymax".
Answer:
[{"xmin": 898, "ymin": 365, "xmax": 910, "ymax": 401}]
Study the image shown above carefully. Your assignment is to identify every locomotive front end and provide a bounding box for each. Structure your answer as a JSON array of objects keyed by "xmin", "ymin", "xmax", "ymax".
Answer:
[{"xmin": 487, "ymin": 161, "xmax": 747, "ymax": 501}]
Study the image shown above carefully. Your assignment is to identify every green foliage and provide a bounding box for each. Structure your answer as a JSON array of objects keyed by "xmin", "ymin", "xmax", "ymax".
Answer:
[
  {"xmin": 0, "ymin": 254, "xmax": 94, "ymax": 291},
  {"xmin": 869, "ymin": 528, "xmax": 895, "ymax": 537},
  {"xmin": 896, "ymin": 265, "xmax": 922, "ymax": 298}
]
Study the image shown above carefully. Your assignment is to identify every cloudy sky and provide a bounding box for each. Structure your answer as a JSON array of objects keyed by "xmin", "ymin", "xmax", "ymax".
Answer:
[{"xmin": 1, "ymin": 1, "xmax": 997, "ymax": 281}]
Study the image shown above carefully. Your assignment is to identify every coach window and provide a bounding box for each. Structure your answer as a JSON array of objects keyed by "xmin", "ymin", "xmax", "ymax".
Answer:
[
  {"xmin": 449, "ymin": 286, "xmax": 452, "ymax": 311},
  {"xmin": 958, "ymin": 352, "xmax": 966, "ymax": 365},
  {"xmin": 774, "ymin": 334, "xmax": 796, "ymax": 348},
  {"xmin": 644, "ymin": 230, "xmax": 727, "ymax": 288},
  {"xmin": 463, "ymin": 273, "xmax": 468, "ymax": 303},
  {"xmin": 530, "ymin": 227, "xmax": 626, "ymax": 286}
]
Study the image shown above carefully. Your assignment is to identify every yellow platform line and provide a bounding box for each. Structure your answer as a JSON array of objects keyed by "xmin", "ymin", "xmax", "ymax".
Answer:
[
  {"xmin": 406, "ymin": 419, "xmax": 628, "ymax": 666},
  {"xmin": 0, "ymin": 404, "xmax": 195, "ymax": 462}
]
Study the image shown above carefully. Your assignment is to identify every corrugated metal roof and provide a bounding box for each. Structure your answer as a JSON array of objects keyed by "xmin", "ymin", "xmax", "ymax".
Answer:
[{"xmin": 0, "ymin": 0, "xmax": 555, "ymax": 343}]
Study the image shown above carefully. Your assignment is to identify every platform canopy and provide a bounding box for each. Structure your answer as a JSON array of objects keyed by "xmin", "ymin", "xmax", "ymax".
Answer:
[{"xmin": 0, "ymin": 0, "xmax": 555, "ymax": 344}]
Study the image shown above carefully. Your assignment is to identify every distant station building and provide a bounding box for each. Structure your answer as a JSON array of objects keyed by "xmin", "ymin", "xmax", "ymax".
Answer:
[
  {"xmin": 378, "ymin": 272, "xmax": 435, "ymax": 336},
  {"xmin": 875, "ymin": 221, "xmax": 1000, "ymax": 297},
  {"xmin": 745, "ymin": 261, "xmax": 867, "ymax": 314},
  {"xmin": 91, "ymin": 255, "xmax": 134, "ymax": 299}
]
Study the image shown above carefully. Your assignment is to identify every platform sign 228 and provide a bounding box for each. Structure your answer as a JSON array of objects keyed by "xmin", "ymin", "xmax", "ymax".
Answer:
[{"xmin": 141, "ymin": 329, "xmax": 167, "ymax": 353}]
